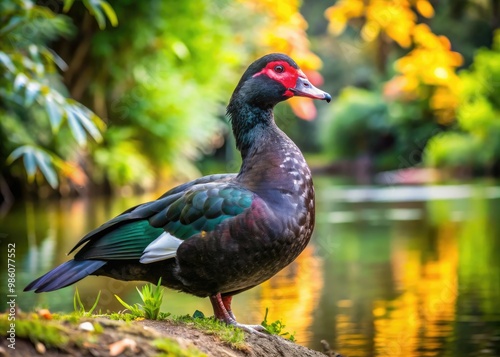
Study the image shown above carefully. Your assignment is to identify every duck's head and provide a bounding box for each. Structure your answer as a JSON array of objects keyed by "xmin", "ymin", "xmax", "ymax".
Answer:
[{"xmin": 229, "ymin": 53, "xmax": 331, "ymax": 109}]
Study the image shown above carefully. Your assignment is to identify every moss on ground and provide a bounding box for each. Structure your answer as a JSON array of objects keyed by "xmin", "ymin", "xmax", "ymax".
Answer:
[
  {"xmin": 0, "ymin": 312, "xmax": 207, "ymax": 356},
  {"xmin": 0, "ymin": 313, "xmax": 71, "ymax": 348},
  {"xmin": 173, "ymin": 314, "xmax": 247, "ymax": 350},
  {"xmin": 153, "ymin": 337, "xmax": 208, "ymax": 357}
]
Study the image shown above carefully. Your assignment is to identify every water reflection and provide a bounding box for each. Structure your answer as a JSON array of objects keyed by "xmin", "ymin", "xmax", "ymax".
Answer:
[
  {"xmin": 1, "ymin": 182, "xmax": 499, "ymax": 356},
  {"xmin": 253, "ymin": 245, "xmax": 324, "ymax": 343},
  {"xmin": 312, "ymin": 182, "xmax": 500, "ymax": 356}
]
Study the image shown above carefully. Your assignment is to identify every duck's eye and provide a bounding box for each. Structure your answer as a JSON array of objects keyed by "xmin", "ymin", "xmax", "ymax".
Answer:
[{"xmin": 274, "ymin": 65, "xmax": 284, "ymax": 73}]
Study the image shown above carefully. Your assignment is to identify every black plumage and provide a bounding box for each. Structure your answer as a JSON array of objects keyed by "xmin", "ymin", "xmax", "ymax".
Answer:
[{"xmin": 25, "ymin": 53, "xmax": 331, "ymax": 331}]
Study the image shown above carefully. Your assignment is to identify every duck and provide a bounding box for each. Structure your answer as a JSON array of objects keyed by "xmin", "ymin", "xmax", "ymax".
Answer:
[{"xmin": 25, "ymin": 53, "xmax": 331, "ymax": 332}]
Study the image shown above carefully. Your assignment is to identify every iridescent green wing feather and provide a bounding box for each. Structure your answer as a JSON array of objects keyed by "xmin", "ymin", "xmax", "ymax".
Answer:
[
  {"xmin": 72, "ymin": 177, "xmax": 254, "ymax": 261},
  {"xmin": 149, "ymin": 183, "xmax": 254, "ymax": 239}
]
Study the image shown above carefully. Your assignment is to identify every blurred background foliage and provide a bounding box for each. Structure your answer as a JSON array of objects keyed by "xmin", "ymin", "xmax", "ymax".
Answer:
[
  {"xmin": 0, "ymin": 0, "xmax": 321, "ymax": 198},
  {"xmin": 425, "ymin": 35, "xmax": 500, "ymax": 175},
  {"xmin": 1, "ymin": 0, "xmax": 500, "ymax": 200},
  {"xmin": 316, "ymin": 0, "xmax": 500, "ymax": 182}
]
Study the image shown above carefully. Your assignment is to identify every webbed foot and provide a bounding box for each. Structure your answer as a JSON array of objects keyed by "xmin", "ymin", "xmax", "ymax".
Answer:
[{"xmin": 232, "ymin": 323, "xmax": 269, "ymax": 336}]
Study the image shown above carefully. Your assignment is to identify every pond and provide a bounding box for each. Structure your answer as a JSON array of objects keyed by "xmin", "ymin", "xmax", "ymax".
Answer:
[{"xmin": 1, "ymin": 179, "xmax": 500, "ymax": 356}]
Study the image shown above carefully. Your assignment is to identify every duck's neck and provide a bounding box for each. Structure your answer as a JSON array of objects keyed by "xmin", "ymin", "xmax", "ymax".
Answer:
[
  {"xmin": 227, "ymin": 100, "xmax": 277, "ymax": 160},
  {"xmin": 228, "ymin": 98, "xmax": 308, "ymax": 187}
]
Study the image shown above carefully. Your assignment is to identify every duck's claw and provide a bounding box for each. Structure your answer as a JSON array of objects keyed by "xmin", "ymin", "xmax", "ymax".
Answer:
[{"xmin": 233, "ymin": 323, "xmax": 269, "ymax": 336}]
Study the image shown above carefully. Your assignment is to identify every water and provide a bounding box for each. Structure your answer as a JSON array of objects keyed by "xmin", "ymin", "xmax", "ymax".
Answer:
[{"xmin": 1, "ymin": 180, "xmax": 500, "ymax": 356}]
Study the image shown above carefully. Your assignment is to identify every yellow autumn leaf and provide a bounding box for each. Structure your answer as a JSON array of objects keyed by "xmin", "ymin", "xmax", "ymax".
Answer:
[
  {"xmin": 325, "ymin": 7, "xmax": 349, "ymax": 35},
  {"xmin": 324, "ymin": 0, "xmax": 462, "ymax": 121},
  {"xmin": 361, "ymin": 21, "xmax": 381, "ymax": 42},
  {"xmin": 415, "ymin": 0, "xmax": 435, "ymax": 18},
  {"xmin": 438, "ymin": 35, "xmax": 451, "ymax": 49},
  {"xmin": 449, "ymin": 52, "xmax": 464, "ymax": 67},
  {"xmin": 413, "ymin": 24, "xmax": 439, "ymax": 47},
  {"xmin": 386, "ymin": 22, "xmax": 414, "ymax": 47},
  {"xmin": 341, "ymin": 0, "xmax": 365, "ymax": 18},
  {"xmin": 384, "ymin": 75, "xmax": 419, "ymax": 99},
  {"xmin": 328, "ymin": 17, "xmax": 348, "ymax": 36},
  {"xmin": 294, "ymin": 52, "xmax": 323, "ymax": 71}
]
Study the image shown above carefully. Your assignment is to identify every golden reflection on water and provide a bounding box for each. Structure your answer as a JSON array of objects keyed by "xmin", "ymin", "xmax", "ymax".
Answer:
[
  {"xmin": 255, "ymin": 245, "xmax": 324, "ymax": 343},
  {"xmin": 370, "ymin": 222, "xmax": 458, "ymax": 357}
]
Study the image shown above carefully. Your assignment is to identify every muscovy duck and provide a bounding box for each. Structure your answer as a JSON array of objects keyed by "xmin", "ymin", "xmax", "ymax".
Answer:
[{"xmin": 25, "ymin": 53, "xmax": 331, "ymax": 332}]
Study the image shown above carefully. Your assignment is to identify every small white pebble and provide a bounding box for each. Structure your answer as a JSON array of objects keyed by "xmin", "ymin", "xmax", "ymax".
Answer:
[
  {"xmin": 78, "ymin": 322, "xmax": 95, "ymax": 332},
  {"xmin": 35, "ymin": 341, "xmax": 46, "ymax": 354},
  {"xmin": 109, "ymin": 338, "xmax": 138, "ymax": 356}
]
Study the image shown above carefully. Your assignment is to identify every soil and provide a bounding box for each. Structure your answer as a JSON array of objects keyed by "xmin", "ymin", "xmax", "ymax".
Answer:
[{"xmin": 0, "ymin": 317, "xmax": 342, "ymax": 357}]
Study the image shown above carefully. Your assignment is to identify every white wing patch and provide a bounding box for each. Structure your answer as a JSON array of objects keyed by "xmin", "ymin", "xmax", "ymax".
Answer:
[{"xmin": 140, "ymin": 232, "xmax": 183, "ymax": 264}]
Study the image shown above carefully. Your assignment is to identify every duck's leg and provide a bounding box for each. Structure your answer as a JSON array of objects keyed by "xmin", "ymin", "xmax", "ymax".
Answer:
[
  {"xmin": 209, "ymin": 293, "xmax": 267, "ymax": 335},
  {"xmin": 221, "ymin": 295, "xmax": 236, "ymax": 321},
  {"xmin": 210, "ymin": 293, "xmax": 236, "ymax": 324}
]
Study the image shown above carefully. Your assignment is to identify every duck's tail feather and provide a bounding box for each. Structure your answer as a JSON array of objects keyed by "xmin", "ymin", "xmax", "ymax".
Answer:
[{"xmin": 24, "ymin": 260, "xmax": 106, "ymax": 293}]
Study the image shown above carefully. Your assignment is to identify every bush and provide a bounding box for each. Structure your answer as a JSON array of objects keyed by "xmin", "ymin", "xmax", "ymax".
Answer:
[
  {"xmin": 321, "ymin": 86, "xmax": 442, "ymax": 171},
  {"xmin": 424, "ymin": 31, "xmax": 500, "ymax": 174},
  {"xmin": 321, "ymin": 87, "xmax": 391, "ymax": 161},
  {"xmin": 425, "ymin": 132, "xmax": 481, "ymax": 168}
]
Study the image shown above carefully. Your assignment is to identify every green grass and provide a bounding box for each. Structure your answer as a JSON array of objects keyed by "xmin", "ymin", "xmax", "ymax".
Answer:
[
  {"xmin": 173, "ymin": 313, "xmax": 247, "ymax": 350},
  {"xmin": 108, "ymin": 312, "xmax": 137, "ymax": 322},
  {"xmin": 261, "ymin": 308, "xmax": 296, "ymax": 342},
  {"xmin": 115, "ymin": 278, "xmax": 170, "ymax": 320},
  {"xmin": 73, "ymin": 288, "xmax": 101, "ymax": 317}
]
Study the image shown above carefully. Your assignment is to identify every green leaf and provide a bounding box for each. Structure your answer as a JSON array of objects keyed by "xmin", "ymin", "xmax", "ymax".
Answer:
[
  {"xmin": 66, "ymin": 107, "xmax": 87, "ymax": 146},
  {"xmin": 13, "ymin": 74, "xmax": 28, "ymax": 92},
  {"xmin": 80, "ymin": 0, "xmax": 118, "ymax": 29},
  {"xmin": 260, "ymin": 307, "xmax": 295, "ymax": 340},
  {"xmin": 87, "ymin": 290, "xmax": 102, "ymax": 315},
  {"xmin": 23, "ymin": 150, "xmax": 37, "ymax": 179},
  {"xmin": 93, "ymin": 9, "xmax": 106, "ymax": 30},
  {"xmin": 0, "ymin": 16, "xmax": 22, "ymax": 36},
  {"xmin": 73, "ymin": 288, "xmax": 101, "ymax": 316},
  {"xmin": 72, "ymin": 106, "xmax": 103, "ymax": 142},
  {"xmin": 73, "ymin": 288, "xmax": 84, "ymax": 314},
  {"xmin": 115, "ymin": 279, "xmax": 164, "ymax": 320},
  {"xmin": 8, "ymin": 147, "xmax": 38, "ymax": 181},
  {"xmin": 83, "ymin": 0, "xmax": 106, "ymax": 30},
  {"xmin": 46, "ymin": 48, "xmax": 68, "ymax": 71},
  {"xmin": 45, "ymin": 96, "xmax": 63, "ymax": 131},
  {"xmin": 25, "ymin": 81, "xmax": 41, "ymax": 106},
  {"xmin": 34, "ymin": 151, "xmax": 58, "ymax": 188},
  {"xmin": 193, "ymin": 310, "xmax": 205, "ymax": 319},
  {"xmin": 99, "ymin": 1, "xmax": 118, "ymax": 27},
  {"xmin": 171, "ymin": 41, "xmax": 190, "ymax": 60},
  {"xmin": 6, "ymin": 147, "xmax": 27, "ymax": 163},
  {"xmin": 63, "ymin": 0, "xmax": 76, "ymax": 12},
  {"xmin": 7, "ymin": 146, "xmax": 59, "ymax": 188},
  {"xmin": 0, "ymin": 52, "xmax": 15, "ymax": 72},
  {"xmin": 114, "ymin": 294, "xmax": 143, "ymax": 317},
  {"xmin": 28, "ymin": 45, "xmax": 41, "ymax": 63},
  {"xmin": 114, "ymin": 294, "xmax": 135, "ymax": 312}
]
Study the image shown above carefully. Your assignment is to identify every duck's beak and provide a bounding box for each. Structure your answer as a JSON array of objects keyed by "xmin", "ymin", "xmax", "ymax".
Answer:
[{"xmin": 290, "ymin": 75, "xmax": 331, "ymax": 103}]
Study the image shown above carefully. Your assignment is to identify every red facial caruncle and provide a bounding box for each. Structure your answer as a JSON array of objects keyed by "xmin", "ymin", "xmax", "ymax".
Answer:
[{"xmin": 252, "ymin": 60, "xmax": 305, "ymax": 98}]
